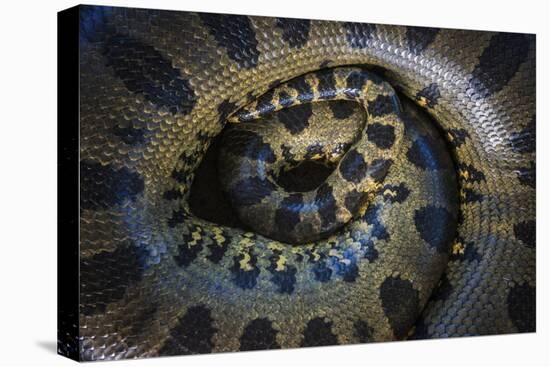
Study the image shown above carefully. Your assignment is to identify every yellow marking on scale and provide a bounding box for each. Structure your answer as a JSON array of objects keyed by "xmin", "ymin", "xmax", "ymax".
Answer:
[
  {"xmin": 417, "ymin": 96, "xmax": 429, "ymax": 107},
  {"xmin": 275, "ymin": 255, "xmax": 287, "ymax": 271},
  {"xmin": 311, "ymin": 249, "xmax": 321, "ymax": 262},
  {"xmin": 268, "ymin": 242, "xmax": 285, "ymax": 252},
  {"xmin": 452, "ymin": 241, "xmax": 465, "ymax": 256},
  {"xmin": 238, "ymin": 237, "xmax": 254, "ymax": 248},
  {"xmin": 211, "ymin": 227, "xmax": 226, "ymax": 244},
  {"xmin": 189, "ymin": 230, "xmax": 202, "ymax": 246},
  {"xmin": 459, "ymin": 169, "xmax": 470, "ymax": 181},
  {"xmin": 239, "ymin": 252, "xmax": 254, "ymax": 271},
  {"xmin": 357, "ymin": 184, "xmax": 380, "ymax": 217},
  {"xmin": 290, "ymin": 246, "xmax": 304, "ymax": 256}
]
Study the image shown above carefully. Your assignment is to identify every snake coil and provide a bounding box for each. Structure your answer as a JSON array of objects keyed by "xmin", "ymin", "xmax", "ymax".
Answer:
[{"xmin": 71, "ymin": 6, "xmax": 536, "ymax": 361}]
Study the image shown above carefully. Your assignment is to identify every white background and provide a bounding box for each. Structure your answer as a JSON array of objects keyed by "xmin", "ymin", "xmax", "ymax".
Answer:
[{"xmin": 0, "ymin": 0, "xmax": 548, "ymax": 365}]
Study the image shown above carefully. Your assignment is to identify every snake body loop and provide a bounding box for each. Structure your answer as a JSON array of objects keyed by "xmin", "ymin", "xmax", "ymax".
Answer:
[{"xmin": 219, "ymin": 67, "xmax": 405, "ymax": 243}]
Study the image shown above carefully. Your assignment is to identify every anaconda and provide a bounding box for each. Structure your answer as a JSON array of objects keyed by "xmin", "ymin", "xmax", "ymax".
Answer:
[{"xmin": 67, "ymin": 5, "xmax": 536, "ymax": 360}]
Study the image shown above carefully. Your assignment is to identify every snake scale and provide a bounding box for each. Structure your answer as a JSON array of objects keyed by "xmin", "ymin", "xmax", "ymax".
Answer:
[{"xmin": 67, "ymin": 5, "xmax": 536, "ymax": 361}]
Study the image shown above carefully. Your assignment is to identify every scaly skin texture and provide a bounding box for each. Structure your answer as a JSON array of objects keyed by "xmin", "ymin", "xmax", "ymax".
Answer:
[
  {"xmin": 219, "ymin": 68, "xmax": 406, "ymax": 244},
  {"xmin": 73, "ymin": 5, "xmax": 535, "ymax": 361}
]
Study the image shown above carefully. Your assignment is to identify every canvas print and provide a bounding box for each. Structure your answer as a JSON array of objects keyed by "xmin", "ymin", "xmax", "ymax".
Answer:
[{"xmin": 57, "ymin": 4, "xmax": 536, "ymax": 361}]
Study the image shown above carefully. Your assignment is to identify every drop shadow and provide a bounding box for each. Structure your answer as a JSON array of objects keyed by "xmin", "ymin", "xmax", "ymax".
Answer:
[{"xmin": 36, "ymin": 340, "xmax": 58, "ymax": 355}]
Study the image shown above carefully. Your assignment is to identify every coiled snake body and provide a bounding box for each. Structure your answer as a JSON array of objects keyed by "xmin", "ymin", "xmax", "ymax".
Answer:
[{"xmin": 73, "ymin": 6, "xmax": 535, "ymax": 360}]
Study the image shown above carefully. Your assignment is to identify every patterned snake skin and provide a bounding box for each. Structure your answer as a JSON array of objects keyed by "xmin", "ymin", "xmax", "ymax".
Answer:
[
  {"xmin": 73, "ymin": 5, "xmax": 536, "ymax": 361},
  {"xmin": 219, "ymin": 67, "xmax": 408, "ymax": 244}
]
